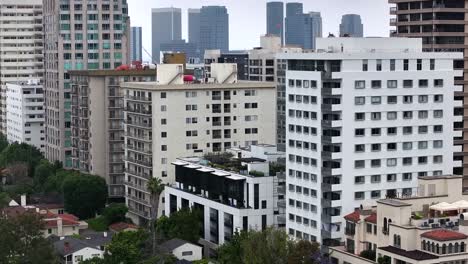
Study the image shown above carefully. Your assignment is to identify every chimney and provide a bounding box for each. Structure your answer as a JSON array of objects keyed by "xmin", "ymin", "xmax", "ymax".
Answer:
[
  {"xmin": 20, "ymin": 195, "xmax": 26, "ymax": 207},
  {"xmin": 57, "ymin": 217, "xmax": 63, "ymax": 236}
]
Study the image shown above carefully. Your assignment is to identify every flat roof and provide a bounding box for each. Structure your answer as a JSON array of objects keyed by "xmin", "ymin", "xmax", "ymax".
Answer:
[
  {"xmin": 377, "ymin": 199, "xmax": 411, "ymax": 207},
  {"xmin": 122, "ymin": 81, "xmax": 275, "ymax": 91},
  {"xmin": 418, "ymin": 175, "xmax": 463, "ymax": 180},
  {"xmin": 68, "ymin": 69, "xmax": 156, "ymax": 77},
  {"xmin": 277, "ymin": 52, "xmax": 462, "ymax": 60}
]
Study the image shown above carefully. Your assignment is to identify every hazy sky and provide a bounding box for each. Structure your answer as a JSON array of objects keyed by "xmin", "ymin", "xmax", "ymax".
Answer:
[{"xmin": 128, "ymin": 0, "xmax": 391, "ymax": 57}]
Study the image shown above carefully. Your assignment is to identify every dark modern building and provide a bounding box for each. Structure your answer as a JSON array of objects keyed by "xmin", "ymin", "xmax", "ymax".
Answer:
[
  {"xmin": 199, "ymin": 6, "xmax": 229, "ymax": 54},
  {"xmin": 266, "ymin": 2, "xmax": 284, "ymax": 44},
  {"xmin": 339, "ymin": 14, "xmax": 364, "ymax": 37},
  {"xmin": 151, "ymin": 7, "xmax": 182, "ymax": 63},
  {"xmin": 160, "ymin": 40, "xmax": 200, "ymax": 63},
  {"xmin": 285, "ymin": 2, "xmax": 304, "ymax": 47},
  {"xmin": 388, "ymin": 0, "xmax": 467, "ymax": 187},
  {"xmin": 130, "ymin": 27, "xmax": 142, "ymax": 62},
  {"xmin": 304, "ymin": 12, "xmax": 323, "ymax": 50},
  {"xmin": 188, "ymin": 8, "xmax": 201, "ymax": 46}
]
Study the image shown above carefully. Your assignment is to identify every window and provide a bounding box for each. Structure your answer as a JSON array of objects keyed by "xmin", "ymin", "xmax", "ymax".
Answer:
[
  {"xmin": 371, "ymin": 191, "xmax": 381, "ymax": 199},
  {"xmin": 387, "ymin": 174, "xmax": 397, "ymax": 182},
  {"xmin": 419, "ymin": 79, "xmax": 428, "ymax": 88},
  {"xmin": 418, "ymin": 126, "xmax": 428, "ymax": 134},
  {"xmin": 161, "ymin": 119, "xmax": 167, "ymax": 125},
  {"xmin": 434, "ymin": 125, "xmax": 443, "ymax": 133},
  {"xmin": 362, "ymin": 60, "xmax": 368, "ymax": 71},
  {"xmin": 433, "ymin": 140, "xmax": 443, "ymax": 149},
  {"xmin": 371, "ymin": 159, "xmax": 381, "ymax": 168},
  {"xmin": 403, "ymin": 59, "xmax": 409, "ymax": 71},
  {"xmin": 433, "ymin": 155, "xmax": 443, "ymax": 164},
  {"xmin": 418, "ymin": 111, "xmax": 428, "ymax": 119},
  {"xmin": 387, "ymin": 96, "xmax": 397, "ymax": 104},
  {"xmin": 371, "ymin": 80, "xmax": 382, "ymax": 88},
  {"xmin": 403, "ymin": 142, "xmax": 413, "ymax": 150},
  {"xmin": 403, "ymin": 126, "xmax": 412, "ymax": 135},
  {"xmin": 355, "ymin": 129, "xmax": 365, "ymax": 137},
  {"xmin": 387, "ymin": 127, "xmax": 397, "ymax": 135},
  {"xmin": 390, "ymin": 59, "xmax": 396, "ymax": 71},
  {"xmin": 371, "ymin": 128, "xmax": 381, "ymax": 136},
  {"xmin": 417, "ymin": 59, "xmax": 422, "ymax": 71},
  {"xmin": 434, "ymin": 79, "xmax": 443, "ymax": 87},
  {"xmin": 161, "ymin": 145, "xmax": 167, "ymax": 151},
  {"xmin": 387, "ymin": 143, "xmax": 397, "ymax": 151},
  {"xmin": 355, "ymin": 192, "xmax": 365, "ymax": 200},
  {"xmin": 403, "ymin": 157, "xmax": 412, "ymax": 166},
  {"xmin": 387, "ymin": 158, "xmax": 397, "ymax": 167},
  {"xmin": 403, "ymin": 111, "xmax": 413, "ymax": 119},
  {"xmin": 418, "ymin": 156, "xmax": 428, "ymax": 164},
  {"xmin": 430, "ymin": 59, "xmax": 435, "ymax": 70},
  {"xmin": 355, "ymin": 144, "xmax": 365, "ymax": 152},
  {"xmin": 403, "ymin": 95, "xmax": 413, "ymax": 104},
  {"xmin": 371, "ymin": 144, "xmax": 381, "ymax": 152},
  {"xmin": 434, "ymin": 110, "xmax": 443, "ymax": 118},
  {"xmin": 371, "ymin": 112, "xmax": 381, "ymax": 120},
  {"xmin": 355, "ymin": 176, "xmax": 365, "ymax": 184},
  {"xmin": 387, "ymin": 112, "xmax": 397, "ymax": 120},
  {"xmin": 355, "ymin": 97, "xmax": 365, "ymax": 105},
  {"xmin": 182, "ymin": 251, "xmax": 193, "ymax": 256},
  {"xmin": 355, "ymin": 160, "xmax": 365, "ymax": 168},
  {"xmin": 355, "ymin": 113, "xmax": 365, "ymax": 121},
  {"xmin": 371, "ymin": 96, "xmax": 381, "ymax": 104},
  {"xmin": 387, "ymin": 80, "xmax": 397, "ymax": 88},
  {"xmin": 376, "ymin": 59, "xmax": 382, "ymax": 71},
  {"xmin": 371, "ymin": 175, "xmax": 381, "ymax": 183},
  {"xmin": 355, "ymin": 80, "xmax": 365, "ymax": 89},
  {"xmin": 434, "ymin": 95, "xmax": 443, "ymax": 103},
  {"xmin": 403, "ymin": 173, "xmax": 412, "ymax": 181},
  {"xmin": 403, "ymin": 80, "xmax": 413, "ymax": 88},
  {"xmin": 161, "ymin": 92, "xmax": 166, "ymax": 98}
]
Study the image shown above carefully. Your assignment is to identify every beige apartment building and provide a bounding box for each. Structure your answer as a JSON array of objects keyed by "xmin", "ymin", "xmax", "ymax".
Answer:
[
  {"xmin": 122, "ymin": 63, "xmax": 276, "ymax": 224},
  {"xmin": 69, "ymin": 70, "xmax": 156, "ymax": 200},
  {"xmin": 388, "ymin": 0, "xmax": 468, "ymax": 187},
  {"xmin": 330, "ymin": 175, "xmax": 468, "ymax": 264},
  {"xmin": 43, "ymin": 0, "xmax": 130, "ymax": 167},
  {"xmin": 0, "ymin": 0, "xmax": 43, "ymax": 134}
]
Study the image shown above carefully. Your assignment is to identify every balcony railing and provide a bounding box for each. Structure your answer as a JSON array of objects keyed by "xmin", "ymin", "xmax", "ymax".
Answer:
[
  {"xmin": 125, "ymin": 193, "xmax": 151, "ymax": 206},
  {"xmin": 126, "ymin": 144, "xmax": 152, "ymax": 154},
  {"xmin": 125, "ymin": 107, "xmax": 152, "ymax": 115},
  {"xmin": 125, "ymin": 157, "xmax": 152, "ymax": 167},
  {"xmin": 124, "ymin": 120, "xmax": 152, "ymax": 128},
  {"xmin": 125, "ymin": 95, "xmax": 152, "ymax": 102},
  {"xmin": 126, "ymin": 169, "xmax": 151, "ymax": 179}
]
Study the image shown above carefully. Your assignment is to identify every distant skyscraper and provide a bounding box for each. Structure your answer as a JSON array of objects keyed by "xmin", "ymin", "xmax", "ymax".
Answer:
[
  {"xmin": 152, "ymin": 8, "xmax": 182, "ymax": 62},
  {"xmin": 188, "ymin": 8, "xmax": 200, "ymax": 46},
  {"xmin": 340, "ymin": 14, "xmax": 364, "ymax": 37},
  {"xmin": 199, "ymin": 6, "xmax": 229, "ymax": 54},
  {"xmin": 304, "ymin": 12, "xmax": 322, "ymax": 50},
  {"xmin": 130, "ymin": 27, "xmax": 142, "ymax": 62},
  {"xmin": 160, "ymin": 40, "xmax": 199, "ymax": 62},
  {"xmin": 267, "ymin": 2, "xmax": 284, "ymax": 44},
  {"xmin": 285, "ymin": 2, "xmax": 304, "ymax": 47}
]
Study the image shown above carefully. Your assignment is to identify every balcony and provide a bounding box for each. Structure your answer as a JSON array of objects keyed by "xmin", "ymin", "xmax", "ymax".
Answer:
[
  {"xmin": 126, "ymin": 144, "xmax": 152, "ymax": 154},
  {"xmin": 125, "ymin": 193, "xmax": 151, "ymax": 206},
  {"xmin": 125, "ymin": 157, "xmax": 152, "ymax": 168},
  {"xmin": 390, "ymin": 6, "xmax": 397, "ymax": 14},
  {"xmin": 125, "ymin": 95, "xmax": 152, "ymax": 102},
  {"xmin": 345, "ymin": 227, "xmax": 355, "ymax": 236},
  {"xmin": 124, "ymin": 120, "xmax": 152, "ymax": 128},
  {"xmin": 126, "ymin": 169, "xmax": 151, "ymax": 179},
  {"xmin": 125, "ymin": 107, "xmax": 152, "ymax": 115}
]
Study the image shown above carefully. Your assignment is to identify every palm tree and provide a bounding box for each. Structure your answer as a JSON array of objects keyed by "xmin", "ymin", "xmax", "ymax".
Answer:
[{"xmin": 147, "ymin": 177, "xmax": 165, "ymax": 255}]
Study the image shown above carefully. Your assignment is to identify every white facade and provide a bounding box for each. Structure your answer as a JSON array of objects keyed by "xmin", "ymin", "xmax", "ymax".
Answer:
[
  {"xmin": 0, "ymin": 0, "xmax": 43, "ymax": 134},
  {"xmin": 165, "ymin": 157, "xmax": 277, "ymax": 248},
  {"xmin": 65, "ymin": 247, "xmax": 103, "ymax": 264},
  {"xmin": 170, "ymin": 242, "xmax": 203, "ymax": 262},
  {"xmin": 122, "ymin": 64, "xmax": 276, "ymax": 224},
  {"xmin": 6, "ymin": 82, "xmax": 45, "ymax": 152},
  {"xmin": 279, "ymin": 38, "xmax": 462, "ymax": 245}
]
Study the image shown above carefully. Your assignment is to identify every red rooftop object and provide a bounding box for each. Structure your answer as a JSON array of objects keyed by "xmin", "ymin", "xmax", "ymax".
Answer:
[
  {"xmin": 421, "ymin": 230, "xmax": 468, "ymax": 241},
  {"xmin": 344, "ymin": 211, "xmax": 361, "ymax": 223},
  {"xmin": 365, "ymin": 213, "xmax": 377, "ymax": 224}
]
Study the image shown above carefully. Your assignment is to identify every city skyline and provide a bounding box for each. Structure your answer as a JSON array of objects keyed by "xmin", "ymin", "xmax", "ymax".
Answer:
[{"xmin": 128, "ymin": 0, "xmax": 390, "ymax": 60}]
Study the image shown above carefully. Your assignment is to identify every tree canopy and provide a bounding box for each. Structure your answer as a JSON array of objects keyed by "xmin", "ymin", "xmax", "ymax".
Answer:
[
  {"xmin": 102, "ymin": 203, "xmax": 128, "ymax": 225},
  {"xmin": 155, "ymin": 208, "xmax": 203, "ymax": 243},
  {"xmin": 0, "ymin": 142, "xmax": 43, "ymax": 176},
  {"xmin": 0, "ymin": 212, "xmax": 57, "ymax": 263},
  {"xmin": 62, "ymin": 173, "xmax": 108, "ymax": 219}
]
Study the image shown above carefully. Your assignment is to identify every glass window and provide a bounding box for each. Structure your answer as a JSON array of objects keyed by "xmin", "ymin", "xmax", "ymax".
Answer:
[{"xmin": 355, "ymin": 80, "xmax": 365, "ymax": 89}]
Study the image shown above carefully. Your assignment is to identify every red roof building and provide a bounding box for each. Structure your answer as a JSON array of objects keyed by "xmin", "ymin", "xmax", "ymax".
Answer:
[
  {"xmin": 421, "ymin": 230, "xmax": 468, "ymax": 241},
  {"xmin": 364, "ymin": 213, "xmax": 377, "ymax": 224},
  {"xmin": 344, "ymin": 211, "xmax": 361, "ymax": 223}
]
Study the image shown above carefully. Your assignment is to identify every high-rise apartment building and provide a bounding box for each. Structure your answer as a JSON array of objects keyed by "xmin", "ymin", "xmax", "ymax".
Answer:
[
  {"xmin": 6, "ymin": 81, "xmax": 45, "ymax": 152},
  {"xmin": 69, "ymin": 70, "xmax": 156, "ymax": 200},
  {"xmin": 199, "ymin": 6, "xmax": 229, "ymax": 55},
  {"xmin": 339, "ymin": 14, "xmax": 364, "ymax": 37},
  {"xmin": 280, "ymin": 38, "xmax": 461, "ymax": 245},
  {"xmin": 122, "ymin": 64, "xmax": 276, "ymax": 224},
  {"xmin": 130, "ymin": 27, "xmax": 142, "ymax": 62},
  {"xmin": 204, "ymin": 50, "xmax": 249, "ymax": 80},
  {"xmin": 151, "ymin": 8, "xmax": 182, "ymax": 63},
  {"xmin": 0, "ymin": 0, "xmax": 43, "ymax": 135},
  {"xmin": 388, "ymin": 0, "xmax": 467, "ymax": 186},
  {"xmin": 188, "ymin": 8, "xmax": 201, "ymax": 46},
  {"xmin": 266, "ymin": 2, "xmax": 284, "ymax": 44},
  {"xmin": 285, "ymin": 2, "xmax": 304, "ymax": 47},
  {"xmin": 43, "ymin": 0, "xmax": 130, "ymax": 167}
]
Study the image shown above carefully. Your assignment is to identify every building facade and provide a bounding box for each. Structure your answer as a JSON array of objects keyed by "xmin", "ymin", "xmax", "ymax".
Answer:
[
  {"xmin": 330, "ymin": 175, "xmax": 468, "ymax": 264},
  {"xmin": 166, "ymin": 154, "xmax": 284, "ymax": 250},
  {"xmin": 266, "ymin": 1, "xmax": 284, "ymax": 45},
  {"xmin": 199, "ymin": 6, "xmax": 229, "ymax": 55},
  {"xmin": 122, "ymin": 63, "xmax": 276, "ymax": 224},
  {"xmin": 0, "ymin": 0, "xmax": 43, "ymax": 135},
  {"xmin": 204, "ymin": 50, "xmax": 249, "ymax": 80},
  {"xmin": 188, "ymin": 8, "xmax": 201, "ymax": 46},
  {"xmin": 388, "ymin": 0, "xmax": 468, "ymax": 188},
  {"xmin": 130, "ymin": 27, "xmax": 142, "ymax": 62},
  {"xmin": 160, "ymin": 40, "xmax": 200, "ymax": 63},
  {"xmin": 43, "ymin": 0, "xmax": 130, "ymax": 167},
  {"xmin": 69, "ymin": 70, "xmax": 156, "ymax": 200},
  {"xmin": 339, "ymin": 14, "xmax": 364, "ymax": 37},
  {"xmin": 6, "ymin": 81, "xmax": 45, "ymax": 152},
  {"xmin": 305, "ymin": 12, "xmax": 322, "ymax": 50},
  {"xmin": 151, "ymin": 7, "xmax": 182, "ymax": 63},
  {"xmin": 285, "ymin": 2, "xmax": 304, "ymax": 47},
  {"xmin": 280, "ymin": 38, "xmax": 461, "ymax": 246}
]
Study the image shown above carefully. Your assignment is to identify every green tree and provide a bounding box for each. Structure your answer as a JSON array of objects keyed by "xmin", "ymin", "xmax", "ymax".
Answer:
[
  {"xmin": 147, "ymin": 177, "xmax": 165, "ymax": 255},
  {"xmin": 288, "ymin": 240, "xmax": 320, "ymax": 264},
  {"xmin": 155, "ymin": 208, "xmax": 203, "ymax": 243},
  {"xmin": 105, "ymin": 230, "xmax": 148, "ymax": 264},
  {"xmin": 0, "ymin": 212, "xmax": 58, "ymax": 263},
  {"xmin": 360, "ymin": 249, "xmax": 376, "ymax": 261},
  {"xmin": 33, "ymin": 159, "xmax": 54, "ymax": 190},
  {"xmin": 0, "ymin": 192, "xmax": 10, "ymax": 208},
  {"xmin": 0, "ymin": 134, "xmax": 9, "ymax": 153},
  {"xmin": 43, "ymin": 169, "xmax": 79, "ymax": 193},
  {"xmin": 102, "ymin": 203, "xmax": 128, "ymax": 225},
  {"xmin": 63, "ymin": 173, "xmax": 108, "ymax": 219},
  {"xmin": 0, "ymin": 142, "xmax": 43, "ymax": 176}
]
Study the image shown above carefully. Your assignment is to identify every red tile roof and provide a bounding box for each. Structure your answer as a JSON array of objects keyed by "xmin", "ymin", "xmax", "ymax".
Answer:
[
  {"xmin": 344, "ymin": 211, "xmax": 360, "ymax": 223},
  {"xmin": 109, "ymin": 222, "xmax": 138, "ymax": 232},
  {"xmin": 364, "ymin": 213, "xmax": 377, "ymax": 224},
  {"xmin": 421, "ymin": 229, "xmax": 468, "ymax": 241}
]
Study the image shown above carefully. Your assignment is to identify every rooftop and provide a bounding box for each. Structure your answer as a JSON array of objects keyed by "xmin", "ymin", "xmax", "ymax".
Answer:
[
  {"xmin": 159, "ymin": 238, "xmax": 199, "ymax": 252},
  {"xmin": 121, "ymin": 80, "xmax": 275, "ymax": 91},
  {"xmin": 364, "ymin": 213, "xmax": 377, "ymax": 224},
  {"xmin": 68, "ymin": 69, "xmax": 157, "ymax": 77},
  {"xmin": 377, "ymin": 199, "xmax": 411, "ymax": 207},
  {"xmin": 421, "ymin": 230, "xmax": 468, "ymax": 241},
  {"xmin": 344, "ymin": 211, "xmax": 360, "ymax": 223},
  {"xmin": 379, "ymin": 246, "xmax": 438, "ymax": 261}
]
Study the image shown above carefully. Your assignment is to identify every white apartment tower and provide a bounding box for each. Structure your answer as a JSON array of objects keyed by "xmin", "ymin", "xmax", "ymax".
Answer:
[
  {"xmin": 6, "ymin": 81, "xmax": 45, "ymax": 152},
  {"xmin": 0, "ymin": 0, "xmax": 43, "ymax": 135},
  {"xmin": 122, "ymin": 64, "xmax": 276, "ymax": 224},
  {"xmin": 280, "ymin": 38, "xmax": 462, "ymax": 246}
]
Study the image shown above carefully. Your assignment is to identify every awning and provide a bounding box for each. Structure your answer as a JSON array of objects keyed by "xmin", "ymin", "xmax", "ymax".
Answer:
[
  {"xmin": 430, "ymin": 202, "xmax": 458, "ymax": 212},
  {"xmin": 171, "ymin": 161, "xmax": 188, "ymax": 166},
  {"xmin": 451, "ymin": 200, "xmax": 468, "ymax": 209}
]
